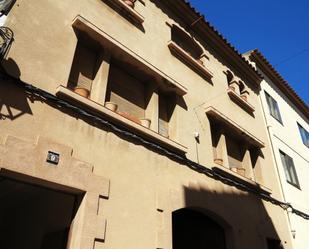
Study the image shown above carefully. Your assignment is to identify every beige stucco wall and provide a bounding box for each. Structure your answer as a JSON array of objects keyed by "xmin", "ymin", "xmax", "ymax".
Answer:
[
  {"xmin": 0, "ymin": 0, "xmax": 295, "ymax": 248},
  {"xmin": 258, "ymin": 74, "xmax": 309, "ymax": 249}
]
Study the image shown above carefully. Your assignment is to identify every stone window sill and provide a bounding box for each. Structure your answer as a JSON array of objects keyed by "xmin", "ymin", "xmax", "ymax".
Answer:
[
  {"xmin": 212, "ymin": 164, "xmax": 272, "ymax": 195},
  {"xmin": 167, "ymin": 41, "xmax": 213, "ymax": 80},
  {"xmin": 104, "ymin": 0, "xmax": 145, "ymax": 24},
  {"xmin": 55, "ymin": 86, "xmax": 188, "ymax": 154},
  {"xmin": 72, "ymin": 15, "xmax": 187, "ymax": 96},
  {"xmin": 227, "ymin": 88, "xmax": 255, "ymax": 113},
  {"xmin": 206, "ymin": 106, "xmax": 265, "ymax": 148}
]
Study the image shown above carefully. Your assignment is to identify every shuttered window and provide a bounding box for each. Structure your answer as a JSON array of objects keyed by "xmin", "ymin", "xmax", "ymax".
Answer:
[
  {"xmin": 279, "ymin": 150, "xmax": 300, "ymax": 189},
  {"xmin": 68, "ymin": 42, "xmax": 99, "ymax": 91},
  {"xmin": 226, "ymin": 135, "xmax": 244, "ymax": 169},
  {"xmin": 107, "ymin": 65, "xmax": 146, "ymax": 119},
  {"xmin": 159, "ymin": 94, "xmax": 169, "ymax": 137}
]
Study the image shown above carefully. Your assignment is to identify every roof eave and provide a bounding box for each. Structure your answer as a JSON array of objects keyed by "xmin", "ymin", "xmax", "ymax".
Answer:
[{"xmin": 250, "ymin": 50, "xmax": 309, "ymax": 120}]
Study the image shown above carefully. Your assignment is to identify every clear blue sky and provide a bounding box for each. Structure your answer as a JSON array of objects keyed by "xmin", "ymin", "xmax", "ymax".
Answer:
[{"xmin": 189, "ymin": 0, "xmax": 309, "ymax": 105}]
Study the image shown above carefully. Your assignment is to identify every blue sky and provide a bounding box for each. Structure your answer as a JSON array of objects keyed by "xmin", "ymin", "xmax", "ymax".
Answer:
[{"xmin": 189, "ymin": 0, "xmax": 309, "ymax": 105}]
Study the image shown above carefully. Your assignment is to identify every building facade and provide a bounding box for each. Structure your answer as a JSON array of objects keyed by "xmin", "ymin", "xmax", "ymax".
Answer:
[
  {"xmin": 247, "ymin": 50, "xmax": 309, "ymax": 249},
  {"xmin": 0, "ymin": 0, "xmax": 298, "ymax": 249}
]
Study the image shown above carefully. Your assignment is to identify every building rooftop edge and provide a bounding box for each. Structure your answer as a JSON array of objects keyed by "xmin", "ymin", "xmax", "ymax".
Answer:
[
  {"xmin": 176, "ymin": 0, "xmax": 263, "ymax": 84},
  {"xmin": 249, "ymin": 49, "xmax": 309, "ymax": 120}
]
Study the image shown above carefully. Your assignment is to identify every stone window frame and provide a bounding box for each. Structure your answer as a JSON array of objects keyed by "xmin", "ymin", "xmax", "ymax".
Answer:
[
  {"xmin": 57, "ymin": 15, "xmax": 188, "ymax": 154},
  {"xmin": 206, "ymin": 106, "xmax": 266, "ymax": 184},
  {"xmin": 0, "ymin": 135, "xmax": 110, "ymax": 249}
]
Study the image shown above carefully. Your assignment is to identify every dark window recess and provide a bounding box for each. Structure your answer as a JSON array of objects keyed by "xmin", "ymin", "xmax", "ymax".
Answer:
[
  {"xmin": 279, "ymin": 150, "xmax": 300, "ymax": 189},
  {"xmin": 297, "ymin": 123, "xmax": 309, "ymax": 147},
  {"xmin": 265, "ymin": 91, "xmax": 283, "ymax": 124},
  {"xmin": 172, "ymin": 208, "xmax": 226, "ymax": 249},
  {"xmin": 171, "ymin": 25, "xmax": 203, "ymax": 60},
  {"xmin": 68, "ymin": 42, "xmax": 101, "ymax": 92},
  {"xmin": 106, "ymin": 64, "xmax": 146, "ymax": 120},
  {"xmin": 159, "ymin": 93, "xmax": 175, "ymax": 138},
  {"xmin": 266, "ymin": 238, "xmax": 283, "ymax": 249},
  {"xmin": 225, "ymin": 134, "xmax": 245, "ymax": 169}
]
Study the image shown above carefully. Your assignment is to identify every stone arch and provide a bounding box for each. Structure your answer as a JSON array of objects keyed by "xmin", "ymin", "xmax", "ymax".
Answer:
[{"xmin": 172, "ymin": 207, "xmax": 228, "ymax": 249}]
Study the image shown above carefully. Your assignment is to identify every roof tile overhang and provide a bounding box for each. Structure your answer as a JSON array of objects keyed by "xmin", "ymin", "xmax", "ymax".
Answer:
[
  {"xmin": 158, "ymin": 0, "xmax": 263, "ymax": 87},
  {"xmin": 249, "ymin": 49, "xmax": 309, "ymax": 120}
]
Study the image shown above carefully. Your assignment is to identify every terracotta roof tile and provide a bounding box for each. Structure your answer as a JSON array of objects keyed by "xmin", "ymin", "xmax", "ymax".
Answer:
[{"xmin": 250, "ymin": 49, "xmax": 309, "ymax": 119}]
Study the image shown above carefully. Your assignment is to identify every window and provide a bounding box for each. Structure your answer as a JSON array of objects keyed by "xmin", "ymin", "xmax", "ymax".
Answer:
[
  {"xmin": 210, "ymin": 121, "xmax": 257, "ymax": 179},
  {"xmin": 297, "ymin": 123, "xmax": 309, "ymax": 147},
  {"xmin": 59, "ymin": 16, "xmax": 188, "ymax": 153},
  {"xmin": 167, "ymin": 24, "xmax": 213, "ymax": 80},
  {"xmin": 265, "ymin": 91, "xmax": 282, "ymax": 123},
  {"xmin": 225, "ymin": 134, "xmax": 245, "ymax": 169},
  {"xmin": 106, "ymin": 62, "xmax": 146, "ymax": 122},
  {"xmin": 279, "ymin": 150, "xmax": 300, "ymax": 188},
  {"xmin": 104, "ymin": 57, "xmax": 176, "ymax": 138},
  {"xmin": 171, "ymin": 25, "xmax": 203, "ymax": 60},
  {"xmin": 225, "ymin": 71, "xmax": 255, "ymax": 113},
  {"xmin": 68, "ymin": 41, "xmax": 102, "ymax": 98}
]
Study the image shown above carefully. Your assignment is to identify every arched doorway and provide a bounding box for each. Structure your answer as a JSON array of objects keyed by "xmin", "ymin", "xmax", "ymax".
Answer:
[{"xmin": 172, "ymin": 208, "xmax": 227, "ymax": 249}]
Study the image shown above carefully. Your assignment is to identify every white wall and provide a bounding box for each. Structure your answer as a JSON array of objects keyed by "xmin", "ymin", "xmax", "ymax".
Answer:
[{"xmin": 259, "ymin": 75, "xmax": 309, "ymax": 249}]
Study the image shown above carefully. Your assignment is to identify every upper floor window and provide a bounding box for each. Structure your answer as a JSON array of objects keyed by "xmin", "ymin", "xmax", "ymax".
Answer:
[
  {"xmin": 102, "ymin": 0, "xmax": 145, "ymax": 24},
  {"xmin": 68, "ymin": 41, "xmax": 101, "ymax": 98},
  {"xmin": 167, "ymin": 24, "xmax": 213, "ymax": 80},
  {"xmin": 171, "ymin": 25, "xmax": 203, "ymax": 61},
  {"xmin": 57, "ymin": 15, "xmax": 188, "ymax": 154},
  {"xmin": 297, "ymin": 123, "xmax": 309, "ymax": 147},
  {"xmin": 279, "ymin": 150, "xmax": 300, "ymax": 189},
  {"xmin": 226, "ymin": 71, "xmax": 255, "ymax": 113},
  {"xmin": 265, "ymin": 91, "xmax": 282, "ymax": 124},
  {"xmin": 208, "ymin": 107, "xmax": 265, "ymax": 180}
]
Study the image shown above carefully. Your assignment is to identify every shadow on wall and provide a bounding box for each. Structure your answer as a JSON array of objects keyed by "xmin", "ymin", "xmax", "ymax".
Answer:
[
  {"xmin": 172, "ymin": 185, "xmax": 285, "ymax": 249},
  {"xmin": 0, "ymin": 58, "xmax": 47, "ymax": 121}
]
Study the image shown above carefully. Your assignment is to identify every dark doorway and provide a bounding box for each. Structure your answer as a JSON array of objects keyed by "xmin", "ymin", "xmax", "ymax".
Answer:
[
  {"xmin": 172, "ymin": 208, "xmax": 227, "ymax": 249},
  {"xmin": 0, "ymin": 177, "xmax": 83, "ymax": 249}
]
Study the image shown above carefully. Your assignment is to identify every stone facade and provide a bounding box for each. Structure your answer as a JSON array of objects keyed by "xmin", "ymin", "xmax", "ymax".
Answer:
[{"xmin": 0, "ymin": 0, "xmax": 297, "ymax": 249}]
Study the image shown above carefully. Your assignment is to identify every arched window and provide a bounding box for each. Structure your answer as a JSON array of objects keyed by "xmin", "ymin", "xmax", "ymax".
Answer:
[{"xmin": 172, "ymin": 208, "xmax": 227, "ymax": 249}]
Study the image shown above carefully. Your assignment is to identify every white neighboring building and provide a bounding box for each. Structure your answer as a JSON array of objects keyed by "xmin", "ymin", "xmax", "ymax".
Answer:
[{"xmin": 246, "ymin": 50, "xmax": 309, "ymax": 249}]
